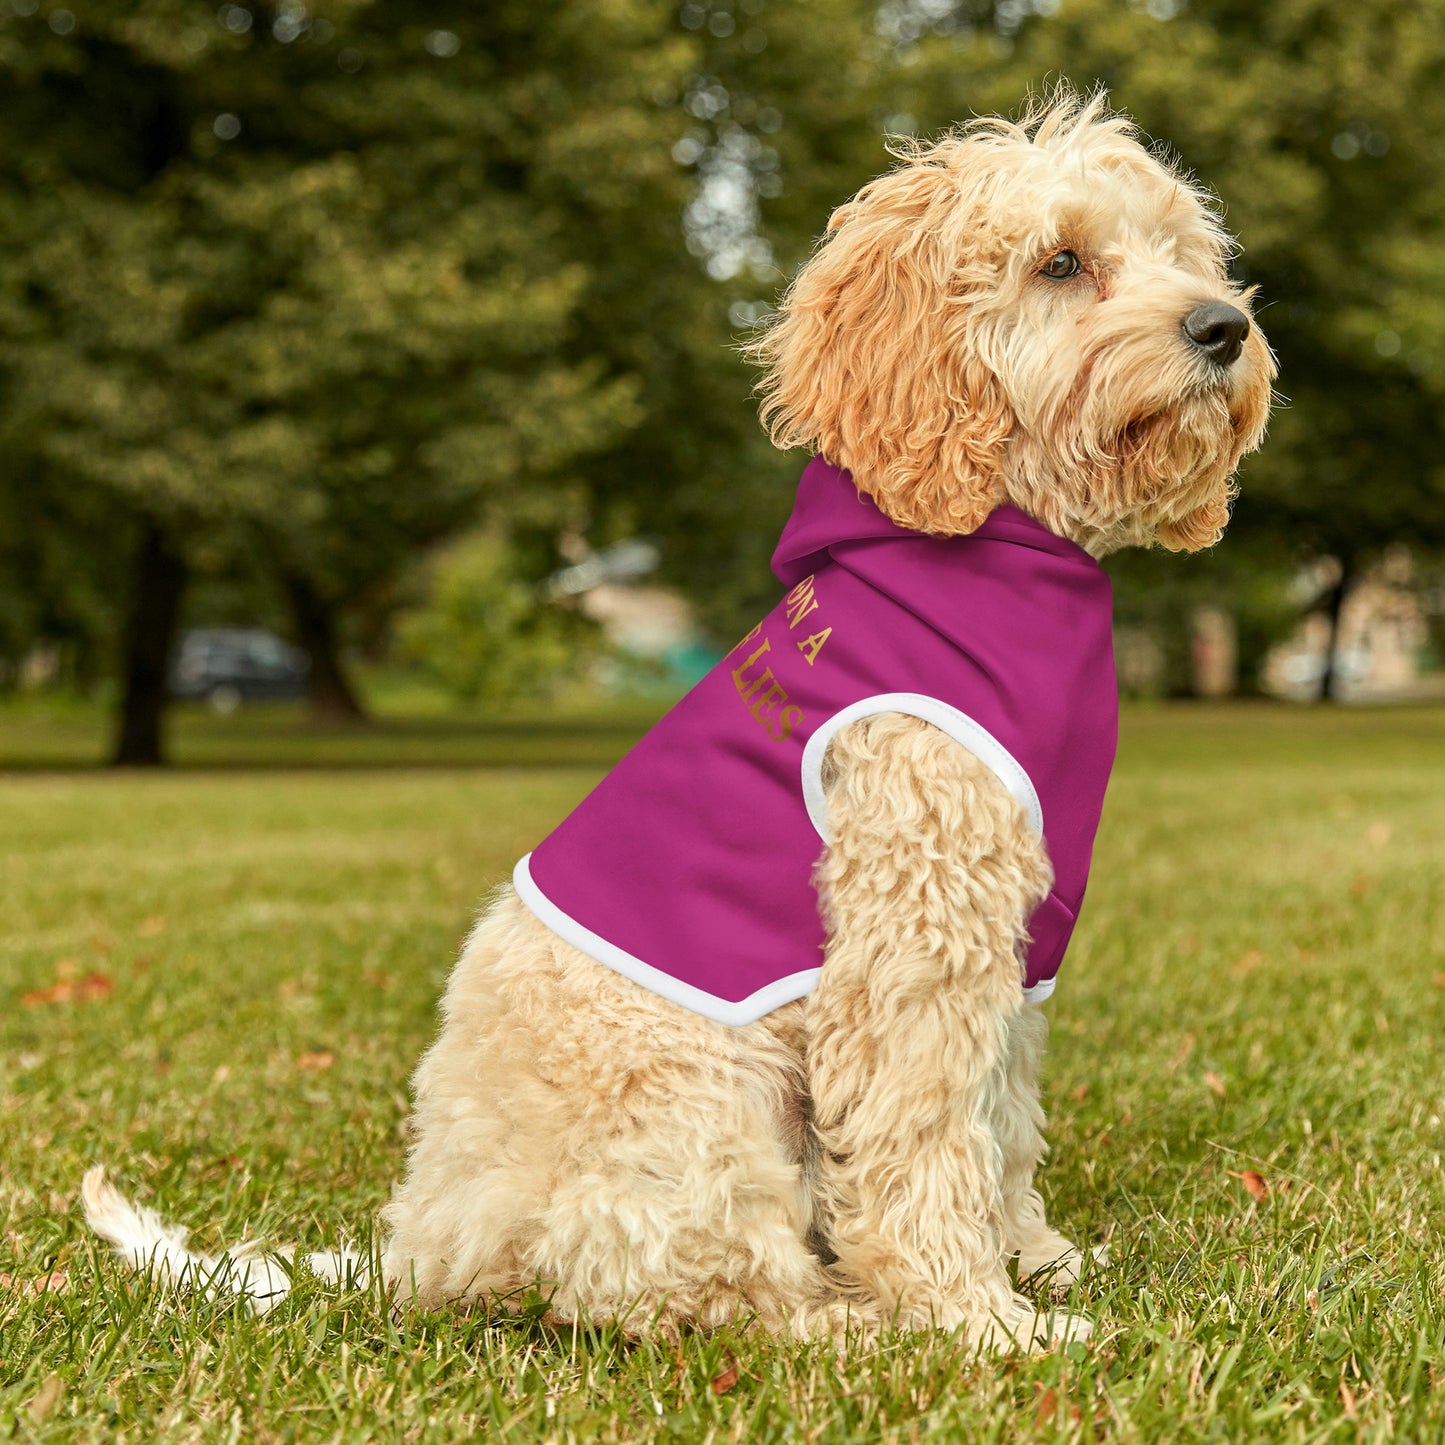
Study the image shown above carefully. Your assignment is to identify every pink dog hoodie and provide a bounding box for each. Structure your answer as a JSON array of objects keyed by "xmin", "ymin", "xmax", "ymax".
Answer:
[{"xmin": 514, "ymin": 456, "xmax": 1119, "ymax": 1025}]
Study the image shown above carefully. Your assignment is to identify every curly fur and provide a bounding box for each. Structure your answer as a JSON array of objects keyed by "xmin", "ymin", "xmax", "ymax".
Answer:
[
  {"xmin": 379, "ymin": 717, "xmax": 1086, "ymax": 1349},
  {"xmin": 748, "ymin": 90, "xmax": 1273, "ymax": 554},
  {"xmin": 85, "ymin": 87, "xmax": 1272, "ymax": 1354}
]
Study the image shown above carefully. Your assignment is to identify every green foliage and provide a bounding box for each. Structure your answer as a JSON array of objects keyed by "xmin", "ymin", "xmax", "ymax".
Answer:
[
  {"xmin": 5, "ymin": 0, "xmax": 1445, "ymax": 697},
  {"xmin": 0, "ymin": 0, "xmax": 699, "ymax": 672},
  {"xmin": 397, "ymin": 532, "xmax": 595, "ymax": 705}
]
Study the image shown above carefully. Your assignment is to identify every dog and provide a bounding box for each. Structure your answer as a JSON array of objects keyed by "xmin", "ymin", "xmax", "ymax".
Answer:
[{"xmin": 85, "ymin": 89, "xmax": 1274, "ymax": 1351}]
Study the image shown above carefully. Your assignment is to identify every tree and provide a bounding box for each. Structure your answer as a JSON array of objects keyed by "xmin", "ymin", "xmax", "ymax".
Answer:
[{"xmin": 0, "ymin": 1, "xmax": 696, "ymax": 759}]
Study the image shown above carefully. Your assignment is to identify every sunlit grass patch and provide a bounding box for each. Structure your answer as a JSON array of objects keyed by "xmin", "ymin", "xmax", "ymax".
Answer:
[{"xmin": 2, "ymin": 703, "xmax": 1443, "ymax": 1441}]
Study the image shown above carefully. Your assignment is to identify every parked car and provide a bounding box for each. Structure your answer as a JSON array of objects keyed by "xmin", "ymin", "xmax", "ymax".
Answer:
[{"xmin": 169, "ymin": 629, "xmax": 310, "ymax": 712}]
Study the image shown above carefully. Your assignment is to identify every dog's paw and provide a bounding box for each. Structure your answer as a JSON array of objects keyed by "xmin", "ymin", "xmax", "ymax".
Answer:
[
  {"xmin": 1018, "ymin": 1239, "xmax": 1110, "ymax": 1294},
  {"xmin": 970, "ymin": 1296, "xmax": 1093, "ymax": 1353}
]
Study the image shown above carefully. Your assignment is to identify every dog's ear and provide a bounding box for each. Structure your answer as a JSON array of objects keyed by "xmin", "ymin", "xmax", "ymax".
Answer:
[{"xmin": 749, "ymin": 150, "xmax": 1012, "ymax": 535}]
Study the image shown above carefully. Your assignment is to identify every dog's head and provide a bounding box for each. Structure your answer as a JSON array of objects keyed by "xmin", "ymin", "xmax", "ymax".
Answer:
[{"xmin": 751, "ymin": 89, "xmax": 1275, "ymax": 554}]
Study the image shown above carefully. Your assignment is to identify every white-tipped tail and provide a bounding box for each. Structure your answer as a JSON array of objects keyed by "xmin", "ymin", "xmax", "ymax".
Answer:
[{"xmin": 81, "ymin": 1166, "xmax": 368, "ymax": 1315}]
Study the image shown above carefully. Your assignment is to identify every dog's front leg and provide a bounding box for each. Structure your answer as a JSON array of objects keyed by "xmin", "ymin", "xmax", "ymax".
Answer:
[
  {"xmin": 994, "ymin": 1004, "xmax": 1096, "ymax": 1290},
  {"xmin": 805, "ymin": 713, "xmax": 1088, "ymax": 1350}
]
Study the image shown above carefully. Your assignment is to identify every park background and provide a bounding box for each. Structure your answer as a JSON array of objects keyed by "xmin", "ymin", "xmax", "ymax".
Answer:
[{"xmin": 2, "ymin": 2, "xmax": 1443, "ymax": 1442}]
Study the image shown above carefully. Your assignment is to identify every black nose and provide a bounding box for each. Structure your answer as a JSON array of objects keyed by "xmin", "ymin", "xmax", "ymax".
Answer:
[{"xmin": 1182, "ymin": 302, "xmax": 1250, "ymax": 366}]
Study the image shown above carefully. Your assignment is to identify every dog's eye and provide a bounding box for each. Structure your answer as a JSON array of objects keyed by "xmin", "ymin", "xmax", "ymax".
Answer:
[{"xmin": 1040, "ymin": 250, "xmax": 1081, "ymax": 280}]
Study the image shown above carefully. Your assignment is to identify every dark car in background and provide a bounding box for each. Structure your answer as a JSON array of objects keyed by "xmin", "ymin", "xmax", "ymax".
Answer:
[{"xmin": 169, "ymin": 629, "xmax": 310, "ymax": 712}]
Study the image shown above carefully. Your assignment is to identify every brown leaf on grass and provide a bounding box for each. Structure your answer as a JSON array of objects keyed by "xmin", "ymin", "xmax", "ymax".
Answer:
[
  {"xmin": 1070, "ymin": 1084, "xmax": 1089, "ymax": 1103},
  {"xmin": 361, "ymin": 968, "xmax": 394, "ymax": 991},
  {"xmin": 137, "ymin": 915, "xmax": 167, "ymax": 937},
  {"xmin": 710, "ymin": 1358, "xmax": 739, "ymax": 1395},
  {"xmin": 1204, "ymin": 1071, "xmax": 1227, "ymax": 1098},
  {"xmin": 21, "ymin": 972, "xmax": 113, "ymax": 1007},
  {"xmin": 21, "ymin": 982, "xmax": 70, "ymax": 1006},
  {"xmin": 296, "ymin": 1051, "xmax": 335, "ymax": 1071},
  {"xmin": 1034, "ymin": 1385, "xmax": 1058, "ymax": 1426},
  {"xmin": 1228, "ymin": 1169, "xmax": 1269, "ymax": 1201},
  {"xmin": 0, "ymin": 1268, "xmax": 69, "ymax": 1298},
  {"xmin": 1232, "ymin": 950, "xmax": 1263, "ymax": 977},
  {"xmin": 1433, "ymin": 973, "xmax": 1445, "ymax": 990},
  {"xmin": 1348, "ymin": 876, "xmax": 1372, "ymax": 899}
]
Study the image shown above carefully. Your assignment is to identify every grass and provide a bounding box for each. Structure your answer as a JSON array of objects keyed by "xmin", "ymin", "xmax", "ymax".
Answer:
[{"xmin": 1, "ymin": 699, "xmax": 1443, "ymax": 1442}]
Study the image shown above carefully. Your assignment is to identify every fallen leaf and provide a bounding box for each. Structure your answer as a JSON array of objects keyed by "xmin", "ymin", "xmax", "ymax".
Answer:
[
  {"xmin": 1034, "ymin": 1386, "xmax": 1058, "ymax": 1426},
  {"xmin": 1433, "ymin": 973, "xmax": 1445, "ymax": 990},
  {"xmin": 1232, "ymin": 950, "xmax": 1263, "ymax": 977},
  {"xmin": 710, "ymin": 1359, "xmax": 739, "ymax": 1396},
  {"xmin": 1228, "ymin": 1169, "xmax": 1268, "ymax": 1201},
  {"xmin": 361, "ymin": 968, "xmax": 394, "ymax": 991},
  {"xmin": 1070, "ymin": 1083, "xmax": 1089, "ymax": 1103},
  {"xmin": 296, "ymin": 1051, "xmax": 335, "ymax": 1072},
  {"xmin": 22, "ymin": 982, "xmax": 70, "ymax": 1006},
  {"xmin": 138, "ymin": 915, "xmax": 167, "ymax": 937},
  {"xmin": 21, "ymin": 972, "xmax": 112, "ymax": 1007},
  {"xmin": 1348, "ymin": 876, "xmax": 1372, "ymax": 899},
  {"xmin": 0, "ymin": 1268, "xmax": 69, "ymax": 1298},
  {"xmin": 1204, "ymin": 1071, "xmax": 1227, "ymax": 1098}
]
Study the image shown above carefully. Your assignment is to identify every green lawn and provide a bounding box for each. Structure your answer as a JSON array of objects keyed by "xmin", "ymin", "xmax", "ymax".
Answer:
[{"xmin": 2, "ymin": 702, "xmax": 1443, "ymax": 1442}]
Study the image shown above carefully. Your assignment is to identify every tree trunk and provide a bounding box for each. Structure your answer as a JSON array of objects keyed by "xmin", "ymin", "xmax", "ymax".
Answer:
[
  {"xmin": 1316, "ymin": 554, "xmax": 1355, "ymax": 703},
  {"xmin": 283, "ymin": 572, "xmax": 367, "ymax": 724},
  {"xmin": 111, "ymin": 521, "xmax": 187, "ymax": 766}
]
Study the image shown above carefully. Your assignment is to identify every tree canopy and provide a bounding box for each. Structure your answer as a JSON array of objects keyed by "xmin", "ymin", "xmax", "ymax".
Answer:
[{"xmin": 2, "ymin": 0, "xmax": 1442, "ymax": 748}]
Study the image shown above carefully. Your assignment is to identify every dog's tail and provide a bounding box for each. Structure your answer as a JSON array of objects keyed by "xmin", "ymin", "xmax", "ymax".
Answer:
[{"xmin": 81, "ymin": 1165, "xmax": 368, "ymax": 1315}]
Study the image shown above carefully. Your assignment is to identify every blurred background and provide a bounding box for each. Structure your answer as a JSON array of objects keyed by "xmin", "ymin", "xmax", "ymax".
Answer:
[{"xmin": 2, "ymin": 0, "xmax": 1444, "ymax": 766}]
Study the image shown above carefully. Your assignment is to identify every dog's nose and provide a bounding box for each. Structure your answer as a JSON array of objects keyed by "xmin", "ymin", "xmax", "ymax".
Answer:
[{"xmin": 1182, "ymin": 302, "xmax": 1250, "ymax": 367}]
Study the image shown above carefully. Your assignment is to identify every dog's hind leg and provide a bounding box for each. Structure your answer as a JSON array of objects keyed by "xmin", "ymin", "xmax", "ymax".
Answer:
[
  {"xmin": 383, "ymin": 893, "xmax": 834, "ymax": 1339},
  {"xmin": 804, "ymin": 713, "xmax": 1091, "ymax": 1350}
]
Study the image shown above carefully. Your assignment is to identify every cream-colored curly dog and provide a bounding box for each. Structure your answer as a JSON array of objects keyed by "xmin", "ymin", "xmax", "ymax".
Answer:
[{"xmin": 85, "ymin": 91, "xmax": 1273, "ymax": 1351}]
